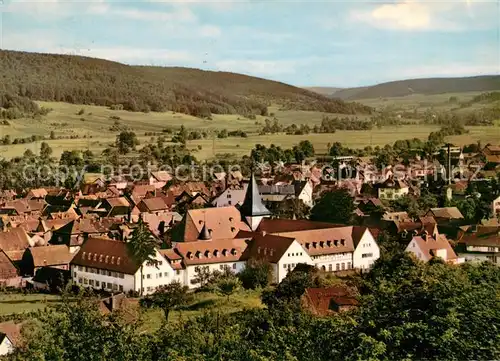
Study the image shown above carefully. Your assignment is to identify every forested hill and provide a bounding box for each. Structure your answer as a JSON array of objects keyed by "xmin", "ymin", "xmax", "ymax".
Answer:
[
  {"xmin": 333, "ymin": 75, "xmax": 500, "ymax": 100},
  {"xmin": 0, "ymin": 50, "xmax": 371, "ymax": 117}
]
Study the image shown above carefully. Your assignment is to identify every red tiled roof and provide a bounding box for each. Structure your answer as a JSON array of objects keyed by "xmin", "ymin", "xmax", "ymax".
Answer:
[
  {"xmin": 457, "ymin": 226, "xmax": 500, "ymax": 247},
  {"xmin": 0, "ymin": 250, "xmax": 18, "ymax": 280},
  {"xmin": 175, "ymin": 238, "xmax": 248, "ymax": 265},
  {"xmin": 71, "ymin": 237, "xmax": 141, "ymax": 274}
]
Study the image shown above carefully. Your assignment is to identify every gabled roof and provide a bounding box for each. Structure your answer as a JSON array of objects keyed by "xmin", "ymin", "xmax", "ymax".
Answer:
[
  {"xmin": 240, "ymin": 173, "xmax": 271, "ymax": 217},
  {"xmin": 0, "ymin": 250, "xmax": 18, "ymax": 280},
  {"xmin": 0, "ymin": 321, "xmax": 23, "ymax": 347},
  {"xmin": 411, "ymin": 234, "xmax": 458, "ymax": 262},
  {"xmin": 244, "ymin": 233, "xmax": 296, "ymax": 263},
  {"xmin": 71, "ymin": 237, "xmax": 142, "ymax": 274},
  {"xmin": 457, "ymin": 226, "xmax": 500, "ymax": 247},
  {"xmin": 428, "ymin": 207, "xmax": 464, "ymax": 219},
  {"xmin": 28, "ymin": 245, "xmax": 74, "ymax": 267}
]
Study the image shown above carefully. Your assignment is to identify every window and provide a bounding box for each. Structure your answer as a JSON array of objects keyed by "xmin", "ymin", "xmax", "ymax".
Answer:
[
  {"xmin": 147, "ymin": 286, "xmax": 153, "ymax": 292},
  {"xmin": 341, "ymin": 263, "xmax": 345, "ymax": 270},
  {"xmin": 158, "ymin": 261, "xmax": 163, "ymax": 266},
  {"xmin": 220, "ymin": 265, "xmax": 224, "ymax": 270},
  {"xmin": 336, "ymin": 264, "xmax": 340, "ymax": 271},
  {"xmin": 78, "ymin": 278, "xmax": 82, "ymax": 284},
  {"xmin": 89, "ymin": 279, "xmax": 94, "ymax": 286},
  {"xmin": 227, "ymin": 194, "xmax": 232, "ymax": 199},
  {"xmin": 328, "ymin": 264, "xmax": 332, "ymax": 272},
  {"xmin": 232, "ymin": 263, "xmax": 237, "ymax": 270},
  {"xmin": 288, "ymin": 253, "xmax": 290, "ymax": 257},
  {"xmin": 83, "ymin": 278, "xmax": 88, "ymax": 285},
  {"xmin": 176, "ymin": 270, "xmax": 181, "ymax": 275},
  {"xmin": 142, "ymin": 274, "xmax": 145, "ymax": 279},
  {"xmin": 347, "ymin": 262, "xmax": 351, "ymax": 269},
  {"xmin": 164, "ymin": 272, "xmax": 168, "ymax": 277},
  {"xmin": 96, "ymin": 281, "xmax": 100, "ymax": 287},
  {"xmin": 300, "ymin": 252, "xmax": 302, "ymax": 256},
  {"xmin": 283, "ymin": 264, "xmax": 287, "ymax": 269},
  {"xmin": 228, "ymin": 200, "xmax": 232, "ymax": 205},
  {"xmin": 361, "ymin": 253, "xmax": 373, "ymax": 258},
  {"xmin": 119, "ymin": 285, "xmax": 123, "ymax": 292},
  {"xmin": 107, "ymin": 271, "xmax": 112, "ymax": 277},
  {"xmin": 113, "ymin": 284, "xmax": 118, "ymax": 291},
  {"xmin": 107, "ymin": 282, "xmax": 112, "ymax": 289},
  {"xmin": 73, "ymin": 272, "xmax": 77, "ymax": 278},
  {"xmin": 78, "ymin": 266, "xmax": 82, "ymax": 271}
]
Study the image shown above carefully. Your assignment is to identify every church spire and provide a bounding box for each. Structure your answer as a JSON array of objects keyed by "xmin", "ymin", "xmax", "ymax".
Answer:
[
  {"xmin": 240, "ymin": 172, "xmax": 271, "ymax": 218},
  {"xmin": 198, "ymin": 212, "xmax": 212, "ymax": 241}
]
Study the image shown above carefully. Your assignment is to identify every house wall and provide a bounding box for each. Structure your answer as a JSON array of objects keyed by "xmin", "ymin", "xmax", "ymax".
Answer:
[
  {"xmin": 378, "ymin": 187, "xmax": 409, "ymax": 200},
  {"xmin": 458, "ymin": 252, "xmax": 499, "ymax": 265},
  {"xmin": 212, "ymin": 189, "xmax": 246, "ymax": 207},
  {"xmin": 184, "ymin": 261, "xmax": 246, "ymax": 289},
  {"xmin": 492, "ymin": 196, "xmax": 500, "ymax": 214},
  {"xmin": 0, "ymin": 337, "xmax": 14, "ymax": 356},
  {"xmin": 311, "ymin": 252, "xmax": 352, "ymax": 272},
  {"xmin": 467, "ymin": 245, "xmax": 500, "ymax": 253},
  {"xmin": 276, "ymin": 241, "xmax": 314, "ymax": 283},
  {"xmin": 298, "ymin": 182, "xmax": 314, "ymax": 207},
  {"xmin": 72, "ymin": 265, "xmax": 136, "ymax": 293},
  {"xmin": 353, "ymin": 231, "xmax": 380, "ymax": 270},
  {"xmin": 405, "ymin": 240, "xmax": 428, "ymax": 262},
  {"xmin": 132, "ymin": 249, "xmax": 176, "ymax": 295}
]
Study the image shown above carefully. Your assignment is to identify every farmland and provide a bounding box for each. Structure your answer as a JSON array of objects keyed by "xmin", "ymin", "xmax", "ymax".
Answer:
[{"xmin": 0, "ymin": 91, "xmax": 499, "ymax": 161}]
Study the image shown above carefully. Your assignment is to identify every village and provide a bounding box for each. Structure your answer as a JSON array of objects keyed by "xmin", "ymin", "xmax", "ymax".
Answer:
[{"xmin": 0, "ymin": 142, "xmax": 498, "ymax": 355}]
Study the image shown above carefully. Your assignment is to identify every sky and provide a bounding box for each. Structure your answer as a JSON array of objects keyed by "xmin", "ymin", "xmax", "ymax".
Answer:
[{"xmin": 0, "ymin": 0, "xmax": 499, "ymax": 87}]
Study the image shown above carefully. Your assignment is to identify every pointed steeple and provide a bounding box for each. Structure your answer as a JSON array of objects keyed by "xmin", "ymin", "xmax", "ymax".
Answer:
[
  {"xmin": 198, "ymin": 212, "xmax": 211, "ymax": 241},
  {"xmin": 198, "ymin": 223, "xmax": 212, "ymax": 241},
  {"xmin": 240, "ymin": 172, "xmax": 271, "ymax": 217}
]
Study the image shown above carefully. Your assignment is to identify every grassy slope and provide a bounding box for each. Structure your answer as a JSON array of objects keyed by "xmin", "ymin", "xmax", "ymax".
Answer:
[{"xmin": 334, "ymin": 76, "xmax": 500, "ymax": 100}]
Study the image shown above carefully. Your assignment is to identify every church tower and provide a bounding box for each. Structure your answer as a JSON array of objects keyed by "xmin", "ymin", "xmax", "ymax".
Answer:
[{"xmin": 240, "ymin": 172, "xmax": 271, "ymax": 231}]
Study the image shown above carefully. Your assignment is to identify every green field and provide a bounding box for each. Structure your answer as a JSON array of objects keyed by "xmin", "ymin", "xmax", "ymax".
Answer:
[
  {"xmin": 141, "ymin": 289, "xmax": 263, "ymax": 332},
  {"xmin": 0, "ymin": 95, "xmax": 498, "ymax": 160},
  {"xmin": 0, "ymin": 292, "xmax": 63, "ymax": 315}
]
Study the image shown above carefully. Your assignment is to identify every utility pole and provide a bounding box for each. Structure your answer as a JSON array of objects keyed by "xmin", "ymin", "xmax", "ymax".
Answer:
[{"xmin": 447, "ymin": 143, "xmax": 452, "ymax": 185}]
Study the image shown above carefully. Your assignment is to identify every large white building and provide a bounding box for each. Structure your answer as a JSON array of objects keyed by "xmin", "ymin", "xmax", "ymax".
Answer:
[{"xmin": 71, "ymin": 237, "xmax": 183, "ymax": 295}]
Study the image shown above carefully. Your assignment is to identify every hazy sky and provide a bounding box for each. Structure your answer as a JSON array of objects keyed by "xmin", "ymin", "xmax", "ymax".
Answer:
[{"xmin": 1, "ymin": 0, "xmax": 499, "ymax": 87}]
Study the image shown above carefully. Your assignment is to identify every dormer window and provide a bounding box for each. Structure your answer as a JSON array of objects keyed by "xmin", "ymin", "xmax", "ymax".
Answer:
[
  {"xmin": 99, "ymin": 255, "xmax": 103, "ymax": 262},
  {"xmin": 305, "ymin": 243, "xmax": 310, "ymax": 249},
  {"xmin": 319, "ymin": 241, "xmax": 324, "ymax": 248},
  {"xmin": 82, "ymin": 252, "xmax": 86, "ymax": 259},
  {"xmin": 312, "ymin": 242, "xmax": 317, "ymax": 248},
  {"xmin": 222, "ymin": 249, "xmax": 227, "ymax": 256},
  {"xmin": 257, "ymin": 247, "xmax": 261, "ymax": 254},
  {"xmin": 117, "ymin": 257, "xmax": 121, "ymax": 265},
  {"xmin": 187, "ymin": 252, "xmax": 193, "ymax": 259},
  {"xmin": 229, "ymin": 217, "xmax": 234, "ymax": 222},
  {"xmin": 88, "ymin": 253, "xmax": 92, "ymax": 261},
  {"xmin": 231, "ymin": 227, "xmax": 236, "ymax": 232},
  {"xmin": 263, "ymin": 248, "xmax": 267, "ymax": 255},
  {"xmin": 213, "ymin": 249, "xmax": 219, "ymax": 257},
  {"xmin": 105, "ymin": 256, "xmax": 109, "ymax": 263},
  {"xmin": 196, "ymin": 251, "xmax": 202, "ymax": 259},
  {"xmin": 111, "ymin": 256, "xmax": 115, "ymax": 264},
  {"xmin": 340, "ymin": 239, "xmax": 345, "ymax": 246},
  {"xmin": 326, "ymin": 240, "xmax": 332, "ymax": 247},
  {"xmin": 93, "ymin": 254, "xmax": 97, "ymax": 261},
  {"xmin": 231, "ymin": 249, "xmax": 237, "ymax": 256},
  {"xmin": 334, "ymin": 240, "xmax": 338, "ymax": 246},
  {"xmin": 205, "ymin": 250, "xmax": 211, "ymax": 258}
]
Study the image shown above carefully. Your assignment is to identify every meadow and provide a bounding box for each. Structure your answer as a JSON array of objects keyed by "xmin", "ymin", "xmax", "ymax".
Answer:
[
  {"xmin": 0, "ymin": 92, "xmax": 498, "ymax": 160},
  {"xmin": 0, "ymin": 290, "xmax": 263, "ymax": 333}
]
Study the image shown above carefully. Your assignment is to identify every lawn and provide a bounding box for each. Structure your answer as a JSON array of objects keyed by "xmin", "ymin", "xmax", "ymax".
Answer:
[
  {"xmin": 141, "ymin": 289, "xmax": 263, "ymax": 332},
  {"xmin": 0, "ymin": 292, "xmax": 64, "ymax": 315}
]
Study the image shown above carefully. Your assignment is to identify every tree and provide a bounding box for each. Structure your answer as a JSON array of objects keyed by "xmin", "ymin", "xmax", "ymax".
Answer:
[
  {"xmin": 127, "ymin": 218, "xmax": 159, "ymax": 296},
  {"xmin": 116, "ymin": 131, "xmax": 138, "ymax": 154},
  {"xmin": 310, "ymin": 189, "xmax": 355, "ymax": 224},
  {"xmin": 141, "ymin": 281, "xmax": 192, "ymax": 321},
  {"xmin": 40, "ymin": 141, "xmax": 52, "ymax": 160},
  {"xmin": 60, "ymin": 150, "xmax": 84, "ymax": 168},
  {"xmin": 191, "ymin": 266, "xmax": 212, "ymax": 289},
  {"xmin": 216, "ymin": 276, "xmax": 241, "ymax": 302},
  {"xmin": 238, "ymin": 258, "xmax": 273, "ymax": 289}
]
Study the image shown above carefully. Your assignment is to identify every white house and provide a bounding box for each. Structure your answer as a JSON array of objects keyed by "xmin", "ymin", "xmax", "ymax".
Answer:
[
  {"xmin": 0, "ymin": 333, "xmax": 14, "ymax": 356},
  {"xmin": 174, "ymin": 236, "xmax": 248, "ymax": 288},
  {"xmin": 456, "ymin": 225, "xmax": 500, "ymax": 265},
  {"xmin": 352, "ymin": 227, "xmax": 380, "ymax": 270},
  {"xmin": 246, "ymin": 233, "xmax": 314, "ymax": 284},
  {"xmin": 405, "ymin": 232, "xmax": 462, "ymax": 264},
  {"xmin": 70, "ymin": 237, "xmax": 181, "ymax": 295},
  {"xmin": 492, "ymin": 196, "xmax": 500, "ymax": 217},
  {"xmin": 212, "ymin": 185, "xmax": 247, "ymax": 208},
  {"xmin": 377, "ymin": 177, "xmax": 409, "ymax": 200}
]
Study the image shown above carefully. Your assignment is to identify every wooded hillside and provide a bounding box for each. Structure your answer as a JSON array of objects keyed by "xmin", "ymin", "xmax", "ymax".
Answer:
[
  {"xmin": 333, "ymin": 75, "xmax": 500, "ymax": 100},
  {"xmin": 0, "ymin": 50, "xmax": 372, "ymax": 117}
]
